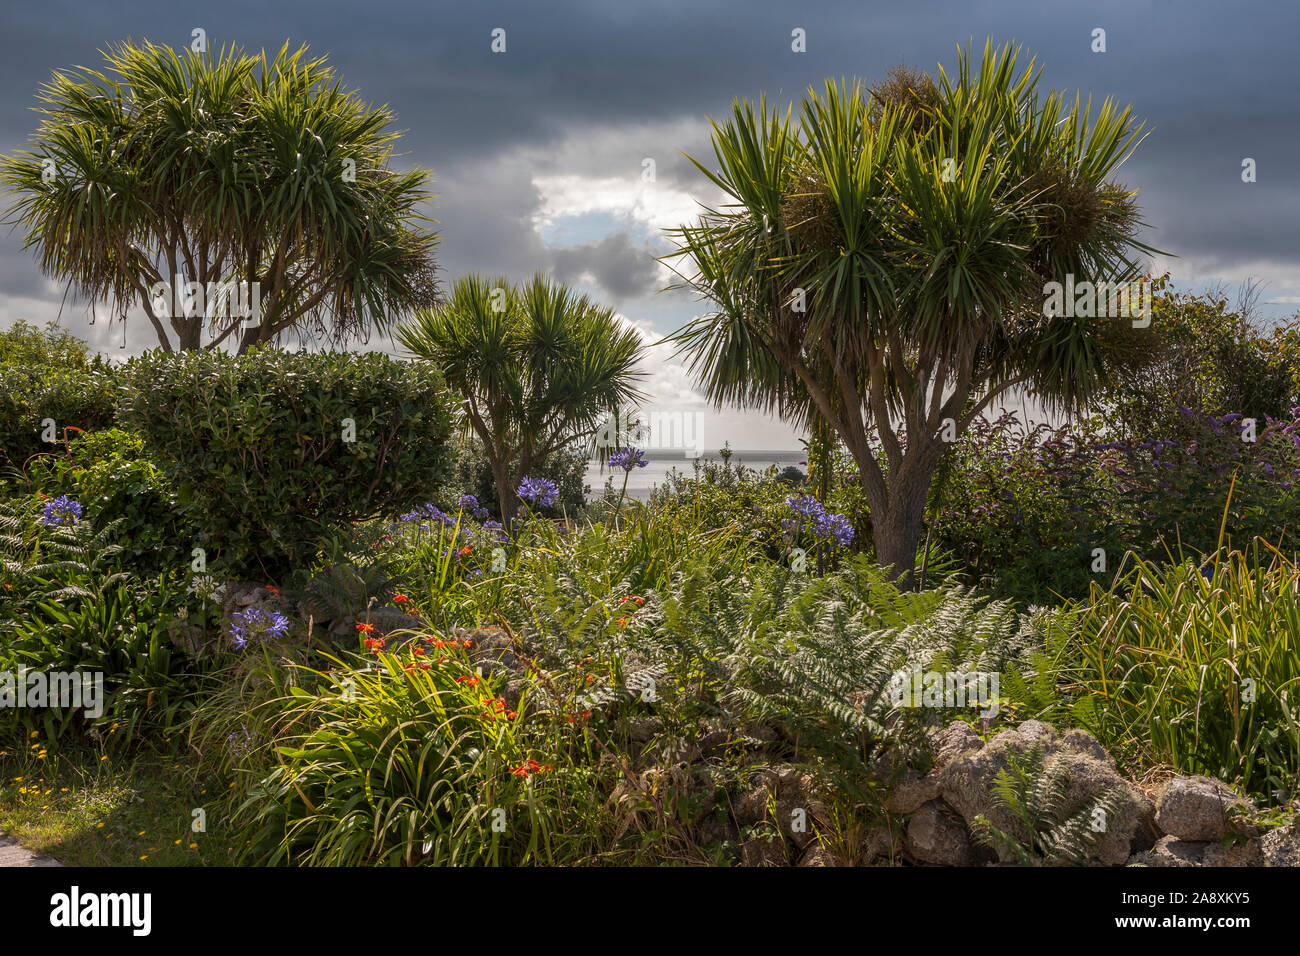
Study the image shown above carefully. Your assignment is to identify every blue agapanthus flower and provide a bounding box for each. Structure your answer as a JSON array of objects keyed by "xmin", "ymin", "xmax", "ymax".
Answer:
[
  {"xmin": 517, "ymin": 476, "xmax": 558, "ymax": 508},
  {"xmin": 457, "ymin": 494, "xmax": 479, "ymax": 511},
  {"xmin": 42, "ymin": 495, "xmax": 83, "ymax": 528},
  {"xmin": 813, "ymin": 512, "xmax": 854, "ymax": 548},
  {"xmin": 472, "ymin": 507, "xmax": 489, "ymax": 522},
  {"xmin": 786, "ymin": 495, "xmax": 853, "ymax": 548},
  {"xmin": 230, "ymin": 603, "xmax": 290, "ymax": 649},
  {"xmin": 608, "ymin": 447, "xmax": 649, "ymax": 472},
  {"xmin": 786, "ymin": 495, "xmax": 827, "ymax": 520},
  {"xmin": 400, "ymin": 502, "xmax": 456, "ymax": 526}
]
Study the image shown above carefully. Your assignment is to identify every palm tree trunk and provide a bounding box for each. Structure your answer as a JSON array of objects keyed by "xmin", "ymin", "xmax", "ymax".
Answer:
[
  {"xmin": 865, "ymin": 446, "xmax": 940, "ymax": 586},
  {"xmin": 490, "ymin": 456, "xmax": 520, "ymax": 526}
]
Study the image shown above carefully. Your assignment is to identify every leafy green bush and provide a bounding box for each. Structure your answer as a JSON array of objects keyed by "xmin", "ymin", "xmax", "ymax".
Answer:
[
  {"xmin": 643, "ymin": 458, "xmax": 820, "ymax": 561},
  {"xmin": 0, "ymin": 497, "xmax": 198, "ymax": 741},
  {"xmin": 930, "ymin": 413, "xmax": 1127, "ymax": 605},
  {"xmin": 24, "ymin": 428, "xmax": 185, "ymax": 574},
  {"xmin": 121, "ymin": 347, "xmax": 457, "ymax": 578},
  {"xmin": 930, "ymin": 407, "xmax": 1300, "ymax": 605},
  {"xmin": 1104, "ymin": 286, "xmax": 1299, "ymax": 443},
  {"xmin": 0, "ymin": 321, "xmax": 119, "ymax": 476}
]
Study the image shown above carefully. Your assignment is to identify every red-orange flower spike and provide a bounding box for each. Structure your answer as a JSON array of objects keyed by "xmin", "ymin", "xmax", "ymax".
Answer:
[{"xmin": 356, "ymin": 622, "xmax": 375, "ymax": 634}]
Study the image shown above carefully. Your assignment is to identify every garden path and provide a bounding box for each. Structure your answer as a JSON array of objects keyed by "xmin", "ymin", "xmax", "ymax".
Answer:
[{"xmin": 0, "ymin": 831, "xmax": 62, "ymax": 867}]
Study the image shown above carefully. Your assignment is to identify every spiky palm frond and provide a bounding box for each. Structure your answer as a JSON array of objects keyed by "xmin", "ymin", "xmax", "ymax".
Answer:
[
  {"xmin": 0, "ymin": 39, "xmax": 438, "ymax": 352},
  {"xmin": 397, "ymin": 273, "xmax": 646, "ymax": 516}
]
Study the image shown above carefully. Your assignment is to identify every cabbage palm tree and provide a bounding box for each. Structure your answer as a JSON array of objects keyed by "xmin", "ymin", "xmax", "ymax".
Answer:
[
  {"xmin": 397, "ymin": 274, "xmax": 645, "ymax": 519},
  {"xmin": 667, "ymin": 41, "xmax": 1160, "ymax": 581},
  {"xmin": 0, "ymin": 40, "xmax": 437, "ymax": 352}
]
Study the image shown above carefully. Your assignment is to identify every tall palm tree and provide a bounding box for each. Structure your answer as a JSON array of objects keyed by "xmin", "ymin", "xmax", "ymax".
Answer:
[
  {"xmin": 397, "ymin": 274, "xmax": 646, "ymax": 520},
  {"xmin": 666, "ymin": 41, "xmax": 1160, "ymax": 582},
  {"xmin": 0, "ymin": 40, "xmax": 437, "ymax": 352}
]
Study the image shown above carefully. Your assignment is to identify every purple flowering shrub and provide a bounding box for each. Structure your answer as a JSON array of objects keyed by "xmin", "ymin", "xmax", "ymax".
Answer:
[
  {"xmin": 1101, "ymin": 407, "xmax": 1300, "ymax": 553},
  {"xmin": 931, "ymin": 408, "xmax": 1300, "ymax": 604}
]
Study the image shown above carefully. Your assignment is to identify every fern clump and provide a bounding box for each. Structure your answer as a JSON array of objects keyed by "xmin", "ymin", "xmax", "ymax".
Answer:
[{"xmin": 971, "ymin": 744, "xmax": 1132, "ymax": 865}]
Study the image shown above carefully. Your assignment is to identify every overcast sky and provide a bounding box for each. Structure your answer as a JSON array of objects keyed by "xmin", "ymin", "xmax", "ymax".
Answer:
[{"xmin": 2, "ymin": 0, "xmax": 1297, "ymax": 450}]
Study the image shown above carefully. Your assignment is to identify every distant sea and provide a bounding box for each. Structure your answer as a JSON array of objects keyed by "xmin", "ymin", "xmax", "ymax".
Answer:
[{"xmin": 583, "ymin": 450, "xmax": 806, "ymax": 500}]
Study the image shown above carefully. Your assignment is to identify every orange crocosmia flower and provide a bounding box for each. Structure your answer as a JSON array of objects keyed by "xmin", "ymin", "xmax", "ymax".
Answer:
[
  {"xmin": 460, "ymin": 546, "xmax": 472, "ymax": 555},
  {"xmin": 412, "ymin": 645, "xmax": 425, "ymax": 657},
  {"xmin": 356, "ymin": 622, "xmax": 375, "ymax": 634},
  {"xmin": 393, "ymin": 594, "xmax": 409, "ymax": 604},
  {"xmin": 265, "ymin": 586, "xmax": 280, "ymax": 596}
]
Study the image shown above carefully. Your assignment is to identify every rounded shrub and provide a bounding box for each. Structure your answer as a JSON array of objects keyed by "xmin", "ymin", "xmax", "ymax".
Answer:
[{"xmin": 121, "ymin": 347, "xmax": 457, "ymax": 577}]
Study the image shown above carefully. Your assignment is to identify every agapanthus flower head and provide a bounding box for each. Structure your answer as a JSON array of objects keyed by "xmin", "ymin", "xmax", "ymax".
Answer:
[
  {"xmin": 517, "ymin": 476, "xmax": 558, "ymax": 507},
  {"xmin": 457, "ymin": 494, "xmax": 479, "ymax": 511},
  {"xmin": 42, "ymin": 495, "xmax": 82, "ymax": 528},
  {"xmin": 608, "ymin": 447, "xmax": 649, "ymax": 472},
  {"xmin": 230, "ymin": 603, "xmax": 290, "ymax": 650},
  {"xmin": 472, "ymin": 507, "xmax": 489, "ymax": 522},
  {"xmin": 400, "ymin": 503, "xmax": 455, "ymax": 526},
  {"xmin": 189, "ymin": 574, "xmax": 225, "ymax": 601},
  {"xmin": 786, "ymin": 495, "xmax": 827, "ymax": 520},
  {"xmin": 813, "ymin": 512, "xmax": 855, "ymax": 548}
]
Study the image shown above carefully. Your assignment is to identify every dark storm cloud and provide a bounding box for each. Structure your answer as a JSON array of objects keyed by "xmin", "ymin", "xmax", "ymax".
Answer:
[
  {"xmin": 551, "ymin": 232, "xmax": 663, "ymax": 300},
  {"xmin": 2, "ymin": 0, "xmax": 1298, "ymax": 331}
]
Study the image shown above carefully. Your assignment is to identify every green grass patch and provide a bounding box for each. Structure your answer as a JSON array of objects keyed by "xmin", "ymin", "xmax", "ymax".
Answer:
[{"xmin": 0, "ymin": 737, "xmax": 236, "ymax": 866}]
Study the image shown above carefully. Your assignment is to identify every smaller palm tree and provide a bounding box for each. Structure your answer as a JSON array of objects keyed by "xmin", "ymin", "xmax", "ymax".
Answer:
[{"xmin": 397, "ymin": 274, "xmax": 646, "ymax": 519}]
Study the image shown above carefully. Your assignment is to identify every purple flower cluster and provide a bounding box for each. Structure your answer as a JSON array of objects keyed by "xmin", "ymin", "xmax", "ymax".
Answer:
[
  {"xmin": 608, "ymin": 447, "xmax": 649, "ymax": 472},
  {"xmin": 785, "ymin": 495, "xmax": 854, "ymax": 548},
  {"xmin": 230, "ymin": 603, "xmax": 290, "ymax": 649},
  {"xmin": 517, "ymin": 476, "xmax": 559, "ymax": 508},
  {"xmin": 42, "ymin": 495, "xmax": 82, "ymax": 528},
  {"xmin": 786, "ymin": 495, "xmax": 825, "ymax": 520},
  {"xmin": 227, "ymin": 725, "xmax": 262, "ymax": 758},
  {"xmin": 400, "ymin": 502, "xmax": 456, "ymax": 527},
  {"xmin": 455, "ymin": 494, "xmax": 490, "ymax": 521}
]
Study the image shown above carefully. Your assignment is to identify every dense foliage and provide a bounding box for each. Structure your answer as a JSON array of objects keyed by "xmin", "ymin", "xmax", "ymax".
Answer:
[
  {"xmin": 121, "ymin": 347, "xmax": 457, "ymax": 577},
  {"xmin": 0, "ymin": 320, "xmax": 119, "ymax": 475}
]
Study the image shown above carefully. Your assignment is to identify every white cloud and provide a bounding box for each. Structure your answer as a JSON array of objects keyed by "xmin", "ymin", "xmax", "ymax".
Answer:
[{"xmin": 531, "ymin": 173, "xmax": 707, "ymax": 238}]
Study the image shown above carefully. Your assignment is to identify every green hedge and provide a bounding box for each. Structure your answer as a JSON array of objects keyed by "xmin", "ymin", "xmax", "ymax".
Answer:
[
  {"xmin": 122, "ymin": 347, "xmax": 457, "ymax": 577},
  {"xmin": 0, "ymin": 320, "xmax": 119, "ymax": 474}
]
